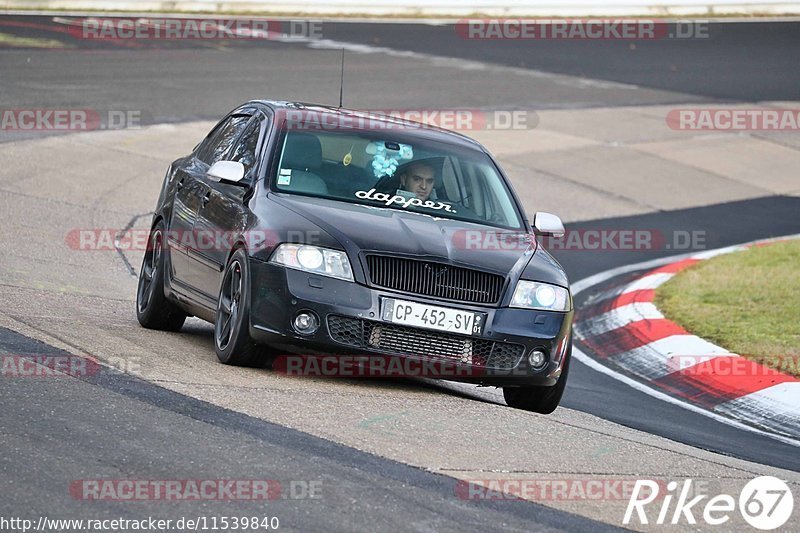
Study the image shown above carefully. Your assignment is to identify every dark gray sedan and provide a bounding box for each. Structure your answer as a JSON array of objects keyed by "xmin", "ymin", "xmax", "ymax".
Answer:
[{"xmin": 136, "ymin": 100, "xmax": 573, "ymax": 413}]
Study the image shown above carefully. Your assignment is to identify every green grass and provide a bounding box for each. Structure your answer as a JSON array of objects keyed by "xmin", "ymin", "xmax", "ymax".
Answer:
[
  {"xmin": 0, "ymin": 32, "xmax": 73, "ymax": 48},
  {"xmin": 655, "ymin": 239, "xmax": 800, "ymax": 377}
]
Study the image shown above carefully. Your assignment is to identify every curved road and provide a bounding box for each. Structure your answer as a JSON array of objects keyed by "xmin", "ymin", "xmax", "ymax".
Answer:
[{"xmin": 1, "ymin": 15, "xmax": 799, "ymax": 530}]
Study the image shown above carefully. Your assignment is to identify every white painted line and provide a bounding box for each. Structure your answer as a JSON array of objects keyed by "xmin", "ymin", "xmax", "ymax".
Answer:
[
  {"xmin": 724, "ymin": 381, "xmax": 800, "ymax": 413},
  {"xmin": 621, "ymin": 272, "xmax": 674, "ymax": 292},
  {"xmin": 714, "ymin": 382, "xmax": 800, "ymax": 438},
  {"xmin": 613, "ymin": 338, "xmax": 736, "ymax": 381},
  {"xmin": 690, "ymin": 245, "xmax": 747, "ymax": 260},
  {"xmin": 577, "ymin": 302, "xmax": 662, "ymax": 337},
  {"xmin": 636, "ymin": 334, "xmax": 731, "ymax": 361}
]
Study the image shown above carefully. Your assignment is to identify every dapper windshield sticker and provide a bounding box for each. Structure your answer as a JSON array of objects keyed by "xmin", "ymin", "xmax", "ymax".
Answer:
[{"xmin": 356, "ymin": 188, "xmax": 457, "ymax": 213}]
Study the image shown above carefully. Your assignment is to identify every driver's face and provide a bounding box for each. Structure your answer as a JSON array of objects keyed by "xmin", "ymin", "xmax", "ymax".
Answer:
[{"xmin": 400, "ymin": 165, "xmax": 435, "ymax": 201}]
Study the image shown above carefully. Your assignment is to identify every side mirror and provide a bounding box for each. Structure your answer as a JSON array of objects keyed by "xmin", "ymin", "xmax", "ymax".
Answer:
[
  {"xmin": 532, "ymin": 212, "xmax": 565, "ymax": 237},
  {"xmin": 207, "ymin": 161, "xmax": 246, "ymax": 186}
]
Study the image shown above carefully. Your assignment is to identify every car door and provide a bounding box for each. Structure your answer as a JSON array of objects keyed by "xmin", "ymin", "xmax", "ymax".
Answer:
[
  {"xmin": 175, "ymin": 113, "xmax": 252, "ymax": 301},
  {"xmin": 166, "ymin": 138, "xmax": 223, "ymax": 286},
  {"xmin": 192, "ymin": 113, "xmax": 269, "ymax": 299}
]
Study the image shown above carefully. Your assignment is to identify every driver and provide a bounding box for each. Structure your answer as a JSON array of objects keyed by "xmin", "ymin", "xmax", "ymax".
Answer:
[{"xmin": 398, "ymin": 160, "xmax": 436, "ymax": 202}]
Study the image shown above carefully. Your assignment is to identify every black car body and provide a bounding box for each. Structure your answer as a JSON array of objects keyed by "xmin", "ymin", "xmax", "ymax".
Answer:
[{"xmin": 137, "ymin": 101, "xmax": 573, "ymax": 413}]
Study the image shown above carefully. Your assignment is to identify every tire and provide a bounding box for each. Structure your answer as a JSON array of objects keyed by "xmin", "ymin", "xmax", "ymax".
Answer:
[
  {"xmin": 214, "ymin": 248, "xmax": 265, "ymax": 366},
  {"xmin": 136, "ymin": 220, "xmax": 187, "ymax": 331},
  {"xmin": 503, "ymin": 342, "xmax": 571, "ymax": 414}
]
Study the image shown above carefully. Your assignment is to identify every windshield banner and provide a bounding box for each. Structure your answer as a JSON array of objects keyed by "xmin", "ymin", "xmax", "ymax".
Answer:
[{"xmin": 356, "ymin": 189, "xmax": 457, "ymax": 213}]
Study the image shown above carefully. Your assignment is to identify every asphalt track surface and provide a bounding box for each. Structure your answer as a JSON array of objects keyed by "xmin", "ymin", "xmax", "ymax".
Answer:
[
  {"xmin": 322, "ymin": 21, "xmax": 800, "ymax": 103},
  {"xmin": 1, "ymin": 14, "xmax": 800, "ymax": 530},
  {"xmin": 0, "ymin": 327, "xmax": 612, "ymax": 532},
  {"xmin": 1, "ymin": 17, "xmax": 798, "ymax": 128}
]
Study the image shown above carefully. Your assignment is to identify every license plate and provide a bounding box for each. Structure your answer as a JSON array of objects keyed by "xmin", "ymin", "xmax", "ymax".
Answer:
[{"xmin": 381, "ymin": 298, "xmax": 484, "ymax": 335}]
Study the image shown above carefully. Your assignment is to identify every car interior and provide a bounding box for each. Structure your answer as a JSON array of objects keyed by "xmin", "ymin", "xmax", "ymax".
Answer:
[{"xmin": 275, "ymin": 130, "xmax": 521, "ymax": 228}]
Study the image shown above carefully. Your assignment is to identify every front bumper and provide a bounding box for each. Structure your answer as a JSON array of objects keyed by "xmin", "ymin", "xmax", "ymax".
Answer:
[{"xmin": 248, "ymin": 257, "xmax": 572, "ymax": 386}]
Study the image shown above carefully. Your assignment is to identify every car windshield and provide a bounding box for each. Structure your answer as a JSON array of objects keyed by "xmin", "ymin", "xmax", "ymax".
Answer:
[{"xmin": 273, "ymin": 124, "xmax": 525, "ymax": 229}]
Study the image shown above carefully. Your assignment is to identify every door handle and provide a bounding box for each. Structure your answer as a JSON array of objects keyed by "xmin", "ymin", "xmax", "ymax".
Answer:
[{"xmin": 202, "ymin": 191, "xmax": 212, "ymax": 206}]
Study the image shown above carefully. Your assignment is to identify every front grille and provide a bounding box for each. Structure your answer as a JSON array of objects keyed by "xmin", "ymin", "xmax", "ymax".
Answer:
[
  {"xmin": 327, "ymin": 315, "xmax": 524, "ymax": 370},
  {"xmin": 365, "ymin": 255, "xmax": 505, "ymax": 304}
]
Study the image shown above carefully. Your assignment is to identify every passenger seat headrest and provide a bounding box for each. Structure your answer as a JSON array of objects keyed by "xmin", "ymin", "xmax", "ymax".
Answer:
[{"xmin": 282, "ymin": 132, "xmax": 322, "ymax": 170}]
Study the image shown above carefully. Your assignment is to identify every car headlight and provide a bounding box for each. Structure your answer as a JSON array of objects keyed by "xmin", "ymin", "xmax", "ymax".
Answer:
[
  {"xmin": 269, "ymin": 244, "xmax": 354, "ymax": 281},
  {"xmin": 510, "ymin": 280, "xmax": 571, "ymax": 311}
]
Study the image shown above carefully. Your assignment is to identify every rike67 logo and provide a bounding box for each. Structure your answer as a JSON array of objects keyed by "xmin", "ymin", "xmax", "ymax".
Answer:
[{"xmin": 624, "ymin": 477, "xmax": 794, "ymax": 530}]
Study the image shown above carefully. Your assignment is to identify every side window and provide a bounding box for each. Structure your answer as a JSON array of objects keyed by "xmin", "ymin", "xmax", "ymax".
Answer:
[
  {"xmin": 229, "ymin": 117, "xmax": 265, "ymax": 176},
  {"xmin": 196, "ymin": 115, "xmax": 251, "ymax": 165}
]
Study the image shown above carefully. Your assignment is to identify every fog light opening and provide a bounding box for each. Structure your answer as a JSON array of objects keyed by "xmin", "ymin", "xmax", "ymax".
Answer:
[
  {"xmin": 528, "ymin": 349, "xmax": 548, "ymax": 370},
  {"xmin": 293, "ymin": 311, "xmax": 319, "ymax": 335}
]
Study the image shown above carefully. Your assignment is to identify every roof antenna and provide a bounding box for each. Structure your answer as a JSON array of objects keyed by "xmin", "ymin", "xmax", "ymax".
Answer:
[{"xmin": 338, "ymin": 48, "xmax": 345, "ymax": 108}]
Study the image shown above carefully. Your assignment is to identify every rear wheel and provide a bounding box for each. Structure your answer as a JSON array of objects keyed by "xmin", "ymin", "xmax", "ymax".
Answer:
[
  {"xmin": 136, "ymin": 221, "xmax": 187, "ymax": 331},
  {"xmin": 214, "ymin": 248, "xmax": 265, "ymax": 366},
  {"xmin": 503, "ymin": 342, "xmax": 571, "ymax": 414}
]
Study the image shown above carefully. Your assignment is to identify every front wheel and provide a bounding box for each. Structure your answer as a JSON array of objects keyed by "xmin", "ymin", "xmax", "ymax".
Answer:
[
  {"xmin": 503, "ymin": 342, "xmax": 571, "ymax": 414},
  {"xmin": 136, "ymin": 221, "xmax": 187, "ymax": 331},
  {"xmin": 214, "ymin": 248, "xmax": 265, "ymax": 366}
]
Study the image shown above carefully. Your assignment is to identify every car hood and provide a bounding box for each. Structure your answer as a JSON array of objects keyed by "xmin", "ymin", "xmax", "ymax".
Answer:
[{"xmin": 272, "ymin": 195, "xmax": 535, "ymax": 277}]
